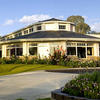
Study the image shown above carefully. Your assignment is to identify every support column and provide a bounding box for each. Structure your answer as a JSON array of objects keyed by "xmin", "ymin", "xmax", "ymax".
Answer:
[
  {"xmin": 76, "ymin": 46, "xmax": 77, "ymax": 57},
  {"xmin": 86, "ymin": 47, "xmax": 87, "ymax": 58},
  {"xmin": 94, "ymin": 43, "xmax": 99, "ymax": 57},
  {"xmin": 2, "ymin": 45, "xmax": 6, "ymax": 58},
  {"xmin": 23, "ymin": 42, "xmax": 29, "ymax": 56}
]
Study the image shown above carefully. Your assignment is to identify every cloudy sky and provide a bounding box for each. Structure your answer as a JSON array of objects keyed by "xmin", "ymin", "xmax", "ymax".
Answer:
[{"xmin": 0, "ymin": 0, "xmax": 100, "ymax": 36}]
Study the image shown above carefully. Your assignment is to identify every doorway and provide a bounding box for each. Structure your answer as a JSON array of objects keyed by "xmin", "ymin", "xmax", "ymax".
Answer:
[{"xmin": 77, "ymin": 47, "xmax": 86, "ymax": 58}]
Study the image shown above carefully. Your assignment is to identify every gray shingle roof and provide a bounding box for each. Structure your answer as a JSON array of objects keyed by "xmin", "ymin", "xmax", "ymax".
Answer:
[
  {"xmin": 38, "ymin": 18, "xmax": 64, "ymax": 22},
  {"xmin": 9, "ymin": 31, "xmax": 99, "ymax": 40}
]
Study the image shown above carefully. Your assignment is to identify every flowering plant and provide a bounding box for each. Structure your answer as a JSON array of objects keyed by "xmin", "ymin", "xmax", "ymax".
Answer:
[
  {"xmin": 49, "ymin": 46, "xmax": 69, "ymax": 65},
  {"xmin": 62, "ymin": 71, "xmax": 100, "ymax": 99}
]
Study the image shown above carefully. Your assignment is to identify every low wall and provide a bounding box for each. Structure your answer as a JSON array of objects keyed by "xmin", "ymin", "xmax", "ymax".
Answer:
[{"xmin": 51, "ymin": 89, "xmax": 97, "ymax": 100}]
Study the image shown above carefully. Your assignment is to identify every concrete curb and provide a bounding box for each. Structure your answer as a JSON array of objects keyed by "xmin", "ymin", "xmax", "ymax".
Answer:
[
  {"xmin": 46, "ymin": 67, "xmax": 100, "ymax": 73},
  {"xmin": 51, "ymin": 89, "xmax": 99, "ymax": 100}
]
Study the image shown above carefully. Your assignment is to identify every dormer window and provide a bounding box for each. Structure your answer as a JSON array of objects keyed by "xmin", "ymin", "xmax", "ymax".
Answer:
[
  {"xmin": 29, "ymin": 28, "xmax": 34, "ymax": 33},
  {"xmin": 15, "ymin": 32, "xmax": 22, "ymax": 37},
  {"xmin": 59, "ymin": 25, "xmax": 66, "ymax": 29},
  {"xmin": 24, "ymin": 30, "xmax": 28, "ymax": 35},
  {"xmin": 18, "ymin": 32, "xmax": 22, "ymax": 36},
  {"xmin": 37, "ymin": 26, "xmax": 41, "ymax": 30}
]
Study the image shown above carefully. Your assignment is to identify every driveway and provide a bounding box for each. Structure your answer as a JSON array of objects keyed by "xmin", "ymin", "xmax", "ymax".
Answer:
[{"xmin": 0, "ymin": 71, "xmax": 78, "ymax": 100}]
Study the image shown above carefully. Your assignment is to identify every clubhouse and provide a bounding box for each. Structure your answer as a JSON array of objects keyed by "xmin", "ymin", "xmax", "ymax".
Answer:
[{"xmin": 0, "ymin": 18, "xmax": 100, "ymax": 59}]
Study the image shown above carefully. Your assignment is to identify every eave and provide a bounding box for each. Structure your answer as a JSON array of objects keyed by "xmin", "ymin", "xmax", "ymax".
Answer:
[{"xmin": 0, "ymin": 38, "xmax": 100, "ymax": 45}]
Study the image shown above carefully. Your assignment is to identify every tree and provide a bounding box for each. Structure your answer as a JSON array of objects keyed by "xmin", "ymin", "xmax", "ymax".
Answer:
[
  {"xmin": 76, "ymin": 23, "xmax": 90, "ymax": 34},
  {"xmin": 88, "ymin": 31, "xmax": 100, "ymax": 34},
  {"xmin": 67, "ymin": 15, "xmax": 90, "ymax": 34},
  {"xmin": 67, "ymin": 15, "xmax": 84, "ymax": 25}
]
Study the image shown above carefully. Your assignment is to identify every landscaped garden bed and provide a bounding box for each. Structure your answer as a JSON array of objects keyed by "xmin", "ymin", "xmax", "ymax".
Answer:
[
  {"xmin": 0, "ymin": 47, "xmax": 100, "ymax": 68},
  {"xmin": 52, "ymin": 89, "xmax": 92, "ymax": 100},
  {"xmin": 51, "ymin": 71, "xmax": 100, "ymax": 100},
  {"xmin": 1, "ymin": 48, "xmax": 100, "ymax": 76}
]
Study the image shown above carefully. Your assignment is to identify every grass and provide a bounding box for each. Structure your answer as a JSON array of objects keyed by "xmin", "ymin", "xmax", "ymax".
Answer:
[
  {"xmin": 16, "ymin": 98, "xmax": 51, "ymax": 100},
  {"xmin": 0, "ymin": 64, "xmax": 68, "ymax": 76},
  {"xmin": 36, "ymin": 98, "xmax": 50, "ymax": 100},
  {"xmin": 16, "ymin": 99, "xmax": 25, "ymax": 100}
]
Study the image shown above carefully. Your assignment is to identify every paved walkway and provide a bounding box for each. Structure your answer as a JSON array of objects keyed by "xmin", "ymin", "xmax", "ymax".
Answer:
[{"xmin": 0, "ymin": 71, "xmax": 78, "ymax": 100}]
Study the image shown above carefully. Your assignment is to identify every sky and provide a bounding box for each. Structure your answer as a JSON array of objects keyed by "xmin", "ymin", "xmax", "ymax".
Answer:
[{"xmin": 0, "ymin": 0, "xmax": 100, "ymax": 36}]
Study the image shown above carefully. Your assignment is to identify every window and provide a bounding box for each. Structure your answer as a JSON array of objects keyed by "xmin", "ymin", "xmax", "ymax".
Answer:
[
  {"xmin": 66, "ymin": 42, "xmax": 94, "ymax": 58},
  {"xmin": 24, "ymin": 30, "xmax": 28, "ymax": 35},
  {"xmin": 29, "ymin": 43, "xmax": 37, "ymax": 56},
  {"xmin": 6, "ymin": 44, "xmax": 23, "ymax": 56},
  {"xmin": 77, "ymin": 43, "xmax": 86, "ymax": 46},
  {"xmin": 16, "ymin": 48, "xmax": 23, "ymax": 56},
  {"xmin": 87, "ymin": 47, "xmax": 93, "ymax": 56},
  {"xmin": 67, "ymin": 43, "xmax": 76, "ymax": 46},
  {"xmin": 37, "ymin": 26, "xmax": 41, "ymax": 30},
  {"xmin": 67, "ymin": 47, "xmax": 76, "ymax": 55},
  {"xmin": 15, "ymin": 34, "xmax": 18, "ymax": 37},
  {"xmin": 59, "ymin": 25, "xmax": 66, "ymax": 29},
  {"xmin": 10, "ymin": 48, "xmax": 15, "ymax": 56},
  {"xmin": 29, "ymin": 47, "xmax": 37, "ymax": 55},
  {"xmin": 29, "ymin": 28, "xmax": 34, "ymax": 33},
  {"xmin": 15, "ymin": 32, "xmax": 22, "ymax": 37},
  {"xmin": 18, "ymin": 32, "xmax": 22, "ymax": 36}
]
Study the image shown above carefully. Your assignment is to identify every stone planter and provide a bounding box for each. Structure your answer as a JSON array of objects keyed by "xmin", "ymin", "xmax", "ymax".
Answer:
[{"xmin": 51, "ymin": 89, "xmax": 99, "ymax": 100}]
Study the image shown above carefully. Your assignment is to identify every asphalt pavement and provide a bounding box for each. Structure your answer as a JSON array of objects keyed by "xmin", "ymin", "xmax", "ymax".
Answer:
[{"xmin": 0, "ymin": 71, "xmax": 78, "ymax": 100}]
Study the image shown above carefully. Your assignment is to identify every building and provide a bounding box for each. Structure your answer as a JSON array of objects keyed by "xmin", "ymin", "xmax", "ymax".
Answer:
[{"xmin": 0, "ymin": 18, "xmax": 100, "ymax": 59}]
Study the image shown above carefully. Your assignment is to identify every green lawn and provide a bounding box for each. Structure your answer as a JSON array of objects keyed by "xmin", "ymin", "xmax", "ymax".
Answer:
[
  {"xmin": 16, "ymin": 98, "xmax": 51, "ymax": 100},
  {"xmin": 36, "ymin": 98, "xmax": 50, "ymax": 100},
  {"xmin": 0, "ymin": 64, "xmax": 68, "ymax": 76}
]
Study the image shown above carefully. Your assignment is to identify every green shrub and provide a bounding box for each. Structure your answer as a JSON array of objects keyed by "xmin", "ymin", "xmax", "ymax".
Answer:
[
  {"xmin": 63, "ymin": 71, "xmax": 100, "ymax": 99},
  {"xmin": 16, "ymin": 98, "xmax": 25, "ymax": 100},
  {"xmin": 0, "ymin": 48, "xmax": 100, "ymax": 68},
  {"xmin": 0, "ymin": 58, "xmax": 11, "ymax": 64},
  {"xmin": 37, "ymin": 58, "xmax": 48, "ymax": 64}
]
